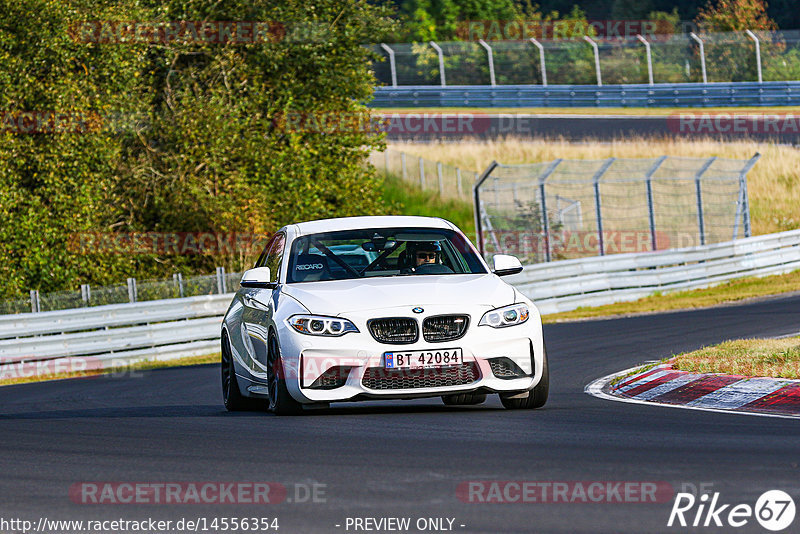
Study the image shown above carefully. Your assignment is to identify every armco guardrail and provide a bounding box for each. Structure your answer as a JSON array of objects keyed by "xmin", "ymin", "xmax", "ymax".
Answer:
[
  {"xmin": 371, "ymin": 82, "xmax": 800, "ymax": 108},
  {"xmin": 0, "ymin": 294, "xmax": 231, "ymax": 374},
  {"xmin": 507, "ymin": 229, "xmax": 800, "ymax": 314}
]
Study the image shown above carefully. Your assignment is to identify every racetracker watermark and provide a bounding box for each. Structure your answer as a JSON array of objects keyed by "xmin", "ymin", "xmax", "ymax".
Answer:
[
  {"xmin": 69, "ymin": 482, "xmax": 326, "ymax": 505},
  {"xmin": 0, "ymin": 111, "xmax": 103, "ymax": 134},
  {"xmin": 0, "ymin": 357, "xmax": 143, "ymax": 382},
  {"xmin": 668, "ymin": 114, "xmax": 800, "ymax": 136},
  {"xmin": 455, "ymin": 19, "xmax": 688, "ymax": 41},
  {"xmin": 490, "ymin": 230, "xmax": 672, "ymax": 256},
  {"xmin": 457, "ymin": 481, "xmax": 674, "ymax": 504},
  {"xmin": 69, "ymin": 21, "xmax": 286, "ymax": 44},
  {"xmin": 68, "ymin": 232, "xmax": 272, "ymax": 256}
]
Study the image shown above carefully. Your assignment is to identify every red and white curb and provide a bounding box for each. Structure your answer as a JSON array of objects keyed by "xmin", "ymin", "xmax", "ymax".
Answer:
[{"xmin": 586, "ymin": 361, "xmax": 800, "ymax": 420}]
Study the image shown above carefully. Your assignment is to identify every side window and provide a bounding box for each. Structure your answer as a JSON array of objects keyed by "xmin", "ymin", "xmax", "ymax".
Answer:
[
  {"xmin": 264, "ymin": 233, "xmax": 285, "ymax": 283},
  {"xmin": 255, "ymin": 234, "xmax": 278, "ymax": 269}
]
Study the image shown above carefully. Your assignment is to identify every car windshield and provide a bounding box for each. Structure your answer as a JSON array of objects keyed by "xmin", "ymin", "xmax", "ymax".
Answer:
[{"xmin": 286, "ymin": 227, "xmax": 487, "ymax": 283}]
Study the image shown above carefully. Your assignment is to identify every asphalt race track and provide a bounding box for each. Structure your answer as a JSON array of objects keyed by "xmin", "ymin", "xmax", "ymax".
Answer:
[{"xmin": 2, "ymin": 294, "xmax": 800, "ymax": 533}]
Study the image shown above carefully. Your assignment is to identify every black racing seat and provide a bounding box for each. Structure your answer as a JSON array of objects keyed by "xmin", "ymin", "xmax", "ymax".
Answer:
[{"xmin": 293, "ymin": 254, "xmax": 329, "ymax": 282}]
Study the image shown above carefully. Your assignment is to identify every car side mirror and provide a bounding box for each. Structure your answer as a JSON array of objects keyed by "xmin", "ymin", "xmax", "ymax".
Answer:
[
  {"xmin": 492, "ymin": 254, "xmax": 523, "ymax": 276},
  {"xmin": 240, "ymin": 267, "xmax": 275, "ymax": 288}
]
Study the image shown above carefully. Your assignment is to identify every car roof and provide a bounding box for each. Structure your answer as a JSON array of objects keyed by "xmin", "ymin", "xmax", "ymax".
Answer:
[{"xmin": 289, "ymin": 216, "xmax": 456, "ymax": 236}]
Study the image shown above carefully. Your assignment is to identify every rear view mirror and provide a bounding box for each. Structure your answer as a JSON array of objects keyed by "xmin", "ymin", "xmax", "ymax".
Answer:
[
  {"xmin": 240, "ymin": 266, "xmax": 274, "ymax": 288},
  {"xmin": 492, "ymin": 254, "xmax": 523, "ymax": 276}
]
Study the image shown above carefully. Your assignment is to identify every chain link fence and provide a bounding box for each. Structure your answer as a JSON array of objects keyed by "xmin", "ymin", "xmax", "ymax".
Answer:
[
  {"xmin": 369, "ymin": 149, "xmax": 476, "ymax": 199},
  {"xmin": 475, "ymin": 154, "xmax": 760, "ymax": 263},
  {"xmin": 370, "ymin": 30, "xmax": 800, "ymax": 86},
  {"xmin": 0, "ymin": 268, "xmax": 242, "ymax": 315}
]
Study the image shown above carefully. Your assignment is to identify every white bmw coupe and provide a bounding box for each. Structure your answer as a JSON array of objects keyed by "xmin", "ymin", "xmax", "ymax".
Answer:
[{"xmin": 220, "ymin": 216, "xmax": 548, "ymax": 415}]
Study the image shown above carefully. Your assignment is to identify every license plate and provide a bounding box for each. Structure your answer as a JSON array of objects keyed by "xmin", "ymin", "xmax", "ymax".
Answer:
[{"xmin": 384, "ymin": 348, "xmax": 463, "ymax": 369}]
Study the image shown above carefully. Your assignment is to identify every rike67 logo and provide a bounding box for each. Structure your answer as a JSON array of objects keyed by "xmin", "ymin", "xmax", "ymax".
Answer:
[{"xmin": 668, "ymin": 490, "xmax": 795, "ymax": 531}]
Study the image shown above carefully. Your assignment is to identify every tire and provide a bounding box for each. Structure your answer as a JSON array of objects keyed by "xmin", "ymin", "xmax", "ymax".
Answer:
[
  {"xmin": 267, "ymin": 333, "xmax": 303, "ymax": 416},
  {"xmin": 221, "ymin": 331, "xmax": 259, "ymax": 411},
  {"xmin": 441, "ymin": 393, "xmax": 487, "ymax": 406},
  {"xmin": 500, "ymin": 347, "xmax": 549, "ymax": 410}
]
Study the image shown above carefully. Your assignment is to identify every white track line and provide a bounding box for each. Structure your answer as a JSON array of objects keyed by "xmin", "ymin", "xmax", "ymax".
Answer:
[{"xmin": 585, "ymin": 365, "xmax": 800, "ymax": 421}]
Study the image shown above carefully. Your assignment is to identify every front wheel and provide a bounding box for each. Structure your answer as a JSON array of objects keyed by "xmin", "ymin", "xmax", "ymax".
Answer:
[
  {"xmin": 221, "ymin": 331, "xmax": 259, "ymax": 411},
  {"xmin": 500, "ymin": 348, "xmax": 549, "ymax": 410},
  {"xmin": 267, "ymin": 333, "xmax": 303, "ymax": 416}
]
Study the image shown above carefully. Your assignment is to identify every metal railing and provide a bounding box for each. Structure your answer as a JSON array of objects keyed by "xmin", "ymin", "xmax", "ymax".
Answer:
[
  {"xmin": 506, "ymin": 229, "xmax": 800, "ymax": 315},
  {"xmin": 0, "ymin": 294, "xmax": 231, "ymax": 375},
  {"xmin": 370, "ymin": 31, "xmax": 800, "ymax": 87},
  {"xmin": 474, "ymin": 154, "xmax": 760, "ymax": 263}
]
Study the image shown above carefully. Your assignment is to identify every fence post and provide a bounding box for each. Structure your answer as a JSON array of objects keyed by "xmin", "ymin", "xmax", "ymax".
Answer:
[
  {"xmin": 429, "ymin": 41, "xmax": 446, "ymax": 86},
  {"xmin": 419, "ymin": 157, "xmax": 426, "ymax": 188},
  {"xmin": 745, "ymin": 30, "xmax": 763, "ymax": 83},
  {"xmin": 80, "ymin": 284, "xmax": 91, "ymax": 306},
  {"xmin": 583, "ymin": 36, "xmax": 602, "ymax": 86},
  {"xmin": 437, "ymin": 161, "xmax": 444, "ymax": 195},
  {"xmin": 592, "ymin": 158, "xmax": 616, "ymax": 256},
  {"xmin": 529, "ymin": 38, "xmax": 547, "ymax": 86},
  {"xmin": 636, "ymin": 34, "xmax": 654, "ymax": 85},
  {"xmin": 690, "ymin": 32, "xmax": 707, "ymax": 83},
  {"xmin": 695, "ymin": 156, "xmax": 717, "ymax": 246},
  {"xmin": 127, "ymin": 277, "xmax": 137, "ymax": 303},
  {"xmin": 478, "ymin": 39, "xmax": 496, "ymax": 86},
  {"xmin": 174, "ymin": 273, "xmax": 185, "ymax": 298},
  {"xmin": 537, "ymin": 159, "xmax": 563, "ymax": 262},
  {"xmin": 456, "ymin": 168, "xmax": 463, "ymax": 197},
  {"xmin": 645, "ymin": 156, "xmax": 667, "ymax": 250},
  {"xmin": 384, "ymin": 150, "xmax": 389, "ymax": 175},
  {"xmin": 732, "ymin": 152, "xmax": 760, "ymax": 239},
  {"xmin": 30, "ymin": 289, "xmax": 40, "ymax": 313},
  {"xmin": 401, "ymin": 152, "xmax": 407, "ymax": 180},
  {"xmin": 379, "ymin": 43, "xmax": 398, "ymax": 87},
  {"xmin": 216, "ymin": 266, "xmax": 227, "ymax": 294},
  {"xmin": 473, "ymin": 161, "xmax": 499, "ymax": 258}
]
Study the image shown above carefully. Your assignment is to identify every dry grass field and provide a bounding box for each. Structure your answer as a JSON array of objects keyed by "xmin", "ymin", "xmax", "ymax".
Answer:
[{"xmin": 389, "ymin": 137, "xmax": 800, "ymax": 236}]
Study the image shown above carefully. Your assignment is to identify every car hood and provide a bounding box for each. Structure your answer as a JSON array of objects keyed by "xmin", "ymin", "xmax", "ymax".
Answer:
[{"xmin": 280, "ymin": 274, "xmax": 515, "ymax": 315}]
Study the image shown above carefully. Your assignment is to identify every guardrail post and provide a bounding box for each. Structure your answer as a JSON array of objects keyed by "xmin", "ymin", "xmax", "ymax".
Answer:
[
  {"xmin": 478, "ymin": 39, "xmax": 496, "ymax": 86},
  {"xmin": 529, "ymin": 38, "xmax": 547, "ymax": 86},
  {"xmin": 429, "ymin": 41, "xmax": 446, "ymax": 86},
  {"xmin": 379, "ymin": 43, "xmax": 398, "ymax": 87},
  {"xmin": 690, "ymin": 32, "xmax": 707, "ymax": 83},
  {"xmin": 695, "ymin": 156, "xmax": 717, "ymax": 246},
  {"xmin": 384, "ymin": 150, "xmax": 389, "ymax": 174},
  {"xmin": 80, "ymin": 284, "xmax": 91, "ymax": 306},
  {"xmin": 456, "ymin": 168, "xmax": 463, "ymax": 197},
  {"xmin": 216, "ymin": 266, "xmax": 227, "ymax": 294},
  {"xmin": 30, "ymin": 289, "xmax": 40, "ymax": 313},
  {"xmin": 592, "ymin": 158, "xmax": 616, "ymax": 256},
  {"xmin": 745, "ymin": 30, "xmax": 763, "ymax": 83},
  {"xmin": 437, "ymin": 161, "xmax": 444, "ymax": 195},
  {"xmin": 127, "ymin": 277, "xmax": 137, "ymax": 303},
  {"xmin": 473, "ymin": 161, "xmax": 499, "ymax": 258},
  {"xmin": 419, "ymin": 157, "xmax": 425, "ymax": 188},
  {"xmin": 538, "ymin": 159, "xmax": 563, "ymax": 262},
  {"xmin": 173, "ymin": 273, "xmax": 185, "ymax": 298},
  {"xmin": 645, "ymin": 156, "xmax": 667, "ymax": 250},
  {"xmin": 636, "ymin": 34, "xmax": 654, "ymax": 85},
  {"xmin": 401, "ymin": 152, "xmax": 407, "ymax": 180},
  {"xmin": 583, "ymin": 36, "xmax": 602, "ymax": 86}
]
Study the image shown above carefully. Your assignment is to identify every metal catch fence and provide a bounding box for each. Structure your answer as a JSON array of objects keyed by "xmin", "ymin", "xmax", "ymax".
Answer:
[
  {"xmin": 1, "ymin": 268, "xmax": 242, "ymax": 315},
  {"xmin": 370, "ymin": 30, "xmax": 800, "ymax": 87},
  {"xmin": 369, "ymin": 149, "xmax": 476, "ymax": 199},
  {"xmin": 474, "ymin": 154, "xmax": 760, "ymax": 263}
]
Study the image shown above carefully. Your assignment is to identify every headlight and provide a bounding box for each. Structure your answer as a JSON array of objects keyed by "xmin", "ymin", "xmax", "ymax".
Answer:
[
  {"xmin": 287, "ymin": 315, "xmax": 359, "ymax": 336},
  {"xmin": 478, "ymin": 304, "xmax": 529, "ymax": 328}
]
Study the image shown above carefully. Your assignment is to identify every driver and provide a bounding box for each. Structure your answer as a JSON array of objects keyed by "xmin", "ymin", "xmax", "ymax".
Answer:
[{"xmin": 410, "ymin": 241, "xmax": 441, "ymax": 268}]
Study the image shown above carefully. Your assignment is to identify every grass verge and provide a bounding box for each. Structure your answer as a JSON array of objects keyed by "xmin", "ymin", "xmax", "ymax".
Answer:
[
  {"xmin": 542, "ymin": 268, "xmax": 800, "ymax": 323},
  {"xmin": 673, "ymin": 337, "xmax": 800, "ymax": 379},
  {"xmin": 0, "ymin": 353, "xmax": 219, "ymax": 387}
]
